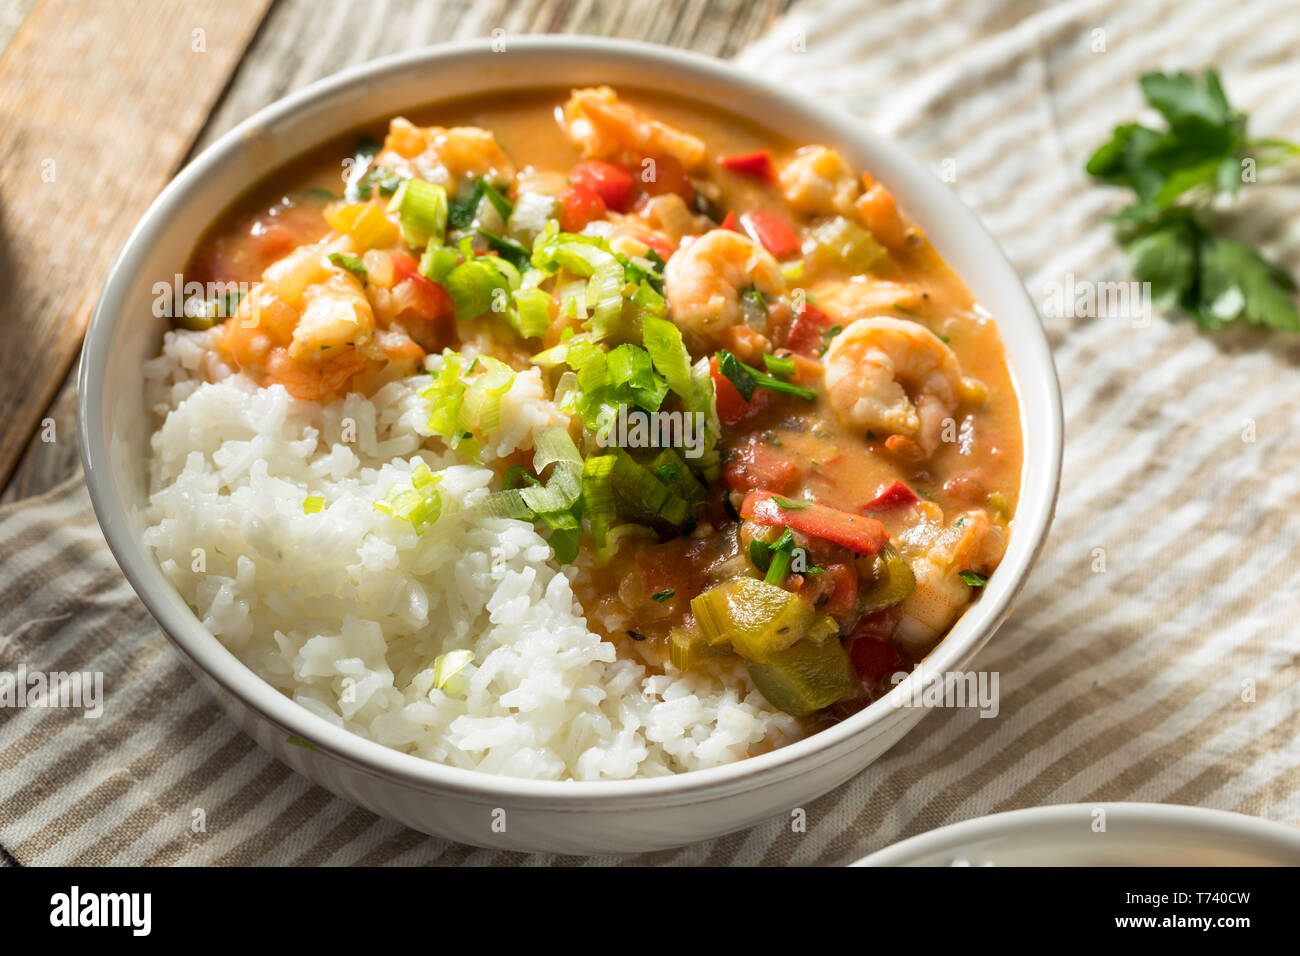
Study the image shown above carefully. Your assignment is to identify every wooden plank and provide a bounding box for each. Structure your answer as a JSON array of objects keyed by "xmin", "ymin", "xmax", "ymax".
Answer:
[
  {"xmin": 1, "ymin": 0, "xmax": 793, "ymax": 503},
  {"xmin": 0, "ymin": 0, "xmax": 272, "ymax": 492}
]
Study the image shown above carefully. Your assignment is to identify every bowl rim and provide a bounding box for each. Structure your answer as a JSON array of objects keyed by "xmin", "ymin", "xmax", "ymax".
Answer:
[
  {"xmin": 78, "ymin": 35, "xmax": 1064, "ymax": 806},
  {"xmin": 852, "ymin": 802, "xmax": 1300, "ymax": 865}
]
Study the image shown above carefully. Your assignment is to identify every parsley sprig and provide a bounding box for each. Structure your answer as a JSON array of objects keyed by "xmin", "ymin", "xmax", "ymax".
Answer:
[{"xmin": 1086, "ymin": 69, "xmax": 1300, "ymax": 331}]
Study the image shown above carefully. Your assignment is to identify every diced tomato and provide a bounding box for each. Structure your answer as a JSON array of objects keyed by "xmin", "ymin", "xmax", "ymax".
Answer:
[
  {"xmin": 740, "ymin": 490, "xmax": 889, "ymax": 555},
  {"xmin": 638, "ymin": 155, "xmax": 694, "ymax": 203},
  {"xmin": 390, "ymin": 253, "xmax": 453, "ymax": 319},
  {"xmin": 722, "ymin": 433, "xmax": 799, "ymax": 494},
  {"xmin": 709, "ymin": 356, "xmax": 769, "ymax": 426},
  {"xmin": 560, "ymin": 183, "xmax": 607, "ymax": 232},
  {"xmin": 864, "ymin": 480, "xmax": 919, "ymax": 511},
  {"xmin": 719, "ymin": 149, "xmax": 775, "ymax": 184},
  {"xmin": 569, "ymin": 160, "xmax": 635, "ymax": 213},
  {"xmin": 741, "ymin": 210, "xmax": 801, "ymax": 259},
  {"xmin": 784, "ymin": 303, "xmax": 833, "ymax": 356},
  {"xmin": 719, "ymin": 210, "xmax": 738, "ymax": 232},
  {"xmin": 849, "ymin": 631, "xmax": 905, "ymax": 682},
  {"xmin": 853, "ymin": 607, "xmax": 903, "ymax": 642},
  {"xmin": 823, "ymin": 561, "xmax": 860, "ymax": 621}
]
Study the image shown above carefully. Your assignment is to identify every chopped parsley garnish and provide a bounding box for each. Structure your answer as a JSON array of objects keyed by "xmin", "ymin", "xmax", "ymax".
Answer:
[
  {"xmin": 328, "ymin": 251, "xmax": 368, "ymax": 283},
  {"xmin": 716, "ymin": 349, "xmax": 816, "ymax": 402},
  {"xmin": 651, "ymin": 589, "xmax": 675, "ymax": 603},
  {"xmin": 771, "ymin": 496, "xmax": 809, "ymax": 510},
  {"xmin": 1086, "ymin": 69, "xmax": 1300, "ymax": 331},
  {"xmin": 958, "ymin": 570, "xmax": 989, "ymax": 587},
  {"xmin": 820, "ymin": 324, "xmax": 843, "ymax": 356}
]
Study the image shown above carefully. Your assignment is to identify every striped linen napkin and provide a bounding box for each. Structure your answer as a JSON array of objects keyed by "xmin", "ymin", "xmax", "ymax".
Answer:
[{"xmin": 3, "ymin": 0, "xmax": 1299, "ymax": 866}]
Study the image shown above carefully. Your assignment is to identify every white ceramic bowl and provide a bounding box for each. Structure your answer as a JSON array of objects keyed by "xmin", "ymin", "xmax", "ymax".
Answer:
[
  {"xmin": 78, "ymin": 37, "xmax": 1063, "ymax": 854},
  {"xmin": 854, "ymin": 803, "xmax": 1300, "ymax": 866}
]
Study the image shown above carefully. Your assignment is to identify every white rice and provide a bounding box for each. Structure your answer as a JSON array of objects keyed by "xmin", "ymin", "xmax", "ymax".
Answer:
[{"xmin": 141, "ymin": 330, "xmax": 801, "ymax": 779}]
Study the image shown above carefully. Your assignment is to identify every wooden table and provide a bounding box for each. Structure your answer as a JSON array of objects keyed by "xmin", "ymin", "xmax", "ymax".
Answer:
[{"xmin": 0, "ymin": 0, "xmax": 792, "ymax": 504}]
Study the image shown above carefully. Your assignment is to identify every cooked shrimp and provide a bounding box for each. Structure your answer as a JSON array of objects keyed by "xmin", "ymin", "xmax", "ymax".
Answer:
[
  {"xmin": 379, "ymin": 118, "xmax": 515, "ymax": 191},
  {"xmin": 812, "ymin": 277, "xmax": 927, "ymax": 322},
  {"xmin": 778, "ymin": 146, "xmax": 860, "ymax": 218},
  {"xmin": 854, "ymin": 171, "xmax": 909, "ymax": 249},
  {"xmin": 822, "ymin": 316, "xmax": 965, "ymax": 456},
  {"xmin": 779, "ymin": 147, "xmax": 910, "ymax": 249},
  {"xmin": 560, "ymin": 86, "xmax": 707, "ymax": 170},
  {"xmin": 663, "ymin": 228, "xmax": 787, "ymax": 354},
  {"xmin": 895, "ymin": 509, "xmax": 1005, "ymax": 654},
  {"xmin": 607, "ymin": 194, "xmax": 710, "ymax": 258},
  {"xmin": 221, "ymin": 238, "xmax": 379, "ymax": 400}
]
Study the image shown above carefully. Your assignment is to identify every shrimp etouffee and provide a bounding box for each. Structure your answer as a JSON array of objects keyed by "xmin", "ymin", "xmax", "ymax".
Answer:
[{"xmin": 180, "ymin": 87, "xmax": 1023, "ymax": 727}]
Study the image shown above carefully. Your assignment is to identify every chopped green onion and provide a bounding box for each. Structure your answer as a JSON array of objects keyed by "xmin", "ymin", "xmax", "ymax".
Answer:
[
  {"xmin": 419, "ymin": 243, "xmax": 459, "ymax": 284},
  {"xmin": 373, "ymin": 462, "xmax": 444, "ymax": 533},
  {"xmin": 445, "ymin": 259, "xmax": 511, "ymax": 320},
  {"xmin": 959, "ymin": 570, "xmax": 989, "ymax": 587},
  {"xmin": 432, "ymin": 649, "xmax": 474, "ymax": 693},
  {"xmin": 388, "ymin": 178, "xmax": 448, "ymax": 249},
  {"xmin": 510, "ymin": 286, "xmax": 551, "ymax": 339}
]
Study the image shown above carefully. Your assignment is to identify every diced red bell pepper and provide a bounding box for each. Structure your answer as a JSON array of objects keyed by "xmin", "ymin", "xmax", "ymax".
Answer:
[
  {"xmin": 740, "ymin": 490, "xmax": 889, "ymax": 555},
  {"xmin": 741, "ymin": 210, "xmax": 801, "ymax": 259},
  {"xmin": 560, "ymin": 183, "xmax": 607, "ymax": 232},
  {"xmin": 719, "ymin": 149, "xmax": 776, "ymax": 184},
  {"xmin": 864, "ymin": 480, "xmax": 920, "ymax": 511},
  {"xmin": 569, "ymin": 160, "xmax": 635, "ymax": 213},
  {"xmin": 784, "ymin": 302, "xmax": 833, "ymax": 356},
  {"xmin": 719, "ymin": 210, "xmax": 738, "ymax": 232},
  {"xmin": 391, "ymin": 252, "xmax": 453, "ymax": 319},
  {"xmin": 709, "ymin": 356, "xmax": 769, "ymax": 426},
  {"xmin": 722, "ymin": 433, "xmax": 799, "ymax": 494},
  {"xmin": 849, "ymin": 631, "xmax": 905, "ymax": 682}
]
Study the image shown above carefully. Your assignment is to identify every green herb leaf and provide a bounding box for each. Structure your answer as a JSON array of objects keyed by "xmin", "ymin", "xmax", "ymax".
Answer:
[
  {"xmin": 958, "ymin": 570, "xmax": 988, "ymax": 587},
  {"xmin": 651, "ymin": 589, "xmax": 675, "ymax": 603},
  {"xmin": 327, "ymin": 252, "xmax": 368, "ymax": 283},
  {"xmin": 1086, "ymin": 69, "xmax": 1300, "ymax": 333}
]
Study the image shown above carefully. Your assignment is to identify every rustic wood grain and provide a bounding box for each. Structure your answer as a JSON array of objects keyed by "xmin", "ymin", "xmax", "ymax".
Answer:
[
  {"xmin": 0, "ymin": 0, "xmax": 274, "ymax": 498},
  {"xmin": 0, "ymin": 0, "xmax": 794, "ymax": 503}
]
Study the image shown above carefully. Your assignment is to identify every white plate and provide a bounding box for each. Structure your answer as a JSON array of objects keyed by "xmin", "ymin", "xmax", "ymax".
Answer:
[{"xmin": 855, "ymin": 803, "xmax": 1300, "ymax": 866}]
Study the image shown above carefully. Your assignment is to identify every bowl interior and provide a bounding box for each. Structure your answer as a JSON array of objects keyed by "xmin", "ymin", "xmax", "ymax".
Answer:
[{"xmin": 80, "ymin": 38, "xmax": 1062, "ymax": 800}]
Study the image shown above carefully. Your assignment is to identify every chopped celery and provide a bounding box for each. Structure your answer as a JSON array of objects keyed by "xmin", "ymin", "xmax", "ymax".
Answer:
[
  {"xmin": 745, "ymin": 636, "xmax": 858, "ymax": 718},
  {"xmin": 805, "ymin": 217, "xmax": 889, "ymax": 274},
  {"xmin": 858, "ymin": 543, "xmax": 916, "ymax": 614},
  {"xmin": 690, "ymin": 576, "xmax": 816, "ymax": 661},
  {"xmin": 388, "ymin": 178, "xmax": 447, "ymax": 249},
  {"xmin": 669, "ymin": 625, "xmax": 736, "ymax": 671}
]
